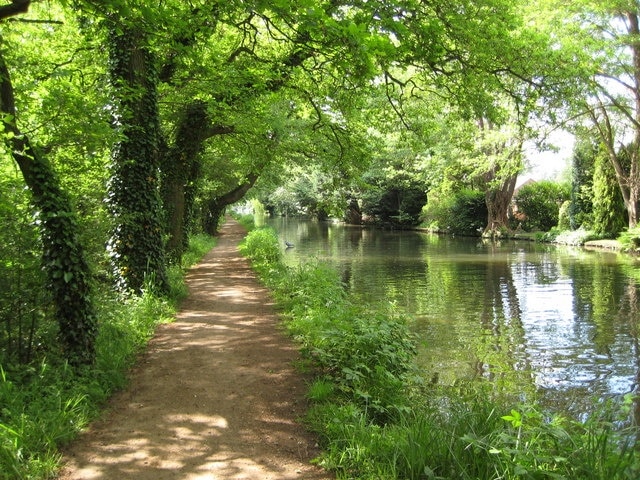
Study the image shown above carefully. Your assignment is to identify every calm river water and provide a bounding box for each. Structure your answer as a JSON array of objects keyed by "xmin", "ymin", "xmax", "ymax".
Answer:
[{"xmin": 266, "ymin": 217, "xmax": 640, "ymax": 414}]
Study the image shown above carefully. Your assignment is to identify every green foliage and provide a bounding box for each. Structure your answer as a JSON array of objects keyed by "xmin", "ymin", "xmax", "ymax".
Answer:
[
  {"xmin": 592, "ymin": 153, "xmax": 627, "ymax": 238},
  {"xmin": 259, "ymin": 168, "xmax": 351, "ymax": 220},
  {"xmin": 558, "ymin": 200, "xmax": 571, "ymax": 230},
  {"xmin": 0, "ymin": 287, "xmax": 174, "ymax": 479},
  {"xmin": 570, "ymin": 136, "xmax": 597, "ymax": 229},
  {"xmin": 307, "ymin": 378, "xmax": 336, "ymax": 403},
  {"xmin": 360, "ymin": 173, "xmax": 427, "ymax": 228},
  {"xmin": 241, "ymin": 228, "xmax": 416, "ymax": 424},
  {"xmin": 235, "ymin": 214, "xmax": 257, "ymax": 231},
  {"xmin": 0, "ymin": 171, "xmax": 47, "ymax": 365},
  {"xmin": 514, "ymin": 180, "xmax": 570, "ymax": 232},
  {"xmin": 238, "ymin": 227, "xmax": 282, "ymax": 274},
  {"xmin": 0, "ymin": 8, "xmax": 99, "ymax": 366},
  {"xmin": 423, "ymin": 189, "xmax": 487, "ymax": 235},
  {"xmin": 179, "ymin": 234, "xmax": 216, "ymax": 270},
  {"xmin": 309, "ymin": 385, "xmax": 639, "ymax": 479},
  {"xmin": 34, "ymin": 163, "xmax": 98, "ymax": 366},
  {"xmin": 538, "ymin": 227, "xmax": 598, "ymax": 245},
  {"xmin": 2, "ymin": 0, "xmax": 640, "ymax": 476},
  {"xmin": 617, "ymin": 227, "xmax": 640, "ymax": 251},
  {"xmin": 106, "ymin": 24, "xmax": 168, "ymax": 294}
]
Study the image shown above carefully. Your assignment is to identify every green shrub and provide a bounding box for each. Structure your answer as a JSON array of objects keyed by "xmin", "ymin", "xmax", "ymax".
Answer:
[
  {"xmin": 558, "ymin": 200, "xmax": 571, "ymax": 230},
  {"xmin": 238, "ymin": 227, "xmax": 282, "ymax": 273},
  {"xmin": 235, "ymin": 213, "xmax": 256, "ymax": 231},
  {"xmin": 421, "ymin": 189, "xmax": 487, "ymax": 235},
  {"xmin": 618, "ymin": 226, "xmax": 640, "ymax": 250},
  {"xmin": 448, "ymin": 189, "xmax": 487, "ymax": 235},
  {"xmin": 514, "ymin": 180, "xmax": 570, "ymax": 232},
  {"xmin": 360, "ymin": 173, "xmax": 426, "ymax": 228},
  {"xmin": 592, "ymin": 153, "xmax": 627, "ymax": 238}
]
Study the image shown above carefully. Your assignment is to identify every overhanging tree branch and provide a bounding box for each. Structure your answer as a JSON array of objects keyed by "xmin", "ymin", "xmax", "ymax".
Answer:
[{"xmin": 0, "ymin": 0, "xmax": 30, "ymax": 20}]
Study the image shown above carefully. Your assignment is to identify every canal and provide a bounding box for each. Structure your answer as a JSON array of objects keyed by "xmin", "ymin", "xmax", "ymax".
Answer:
[{"xmin": 266, "ymin": 217, "xmax": 640, "ymax": 415}]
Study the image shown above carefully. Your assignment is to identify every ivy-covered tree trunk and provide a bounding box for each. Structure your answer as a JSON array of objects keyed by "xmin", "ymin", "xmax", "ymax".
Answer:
[
  {"xmin": 107, "ymin": 24, "xmax": 168, "ymax": 293},
  {"xmin": 0, "ymin": 43, "xmax": 96, "ymax": 365},
  {"xmin": 160, "ymin": 101, "xmax": 209, "ymax": 262}
]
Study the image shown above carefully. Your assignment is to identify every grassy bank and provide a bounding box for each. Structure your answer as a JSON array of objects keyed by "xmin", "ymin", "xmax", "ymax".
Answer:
[
  {"xmin": 0, "ymin": 234, "xmax": 216, "ymax": 479},
  {"xmin": 240, "ymin": 225, "xmax": 640, "ymax": 480}
]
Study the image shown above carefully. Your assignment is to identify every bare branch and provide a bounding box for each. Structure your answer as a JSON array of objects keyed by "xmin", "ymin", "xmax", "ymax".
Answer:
[
  {"xmin": 384, "ymin": 71, "xmax": 412, "ymax": 130},
  {"xmin": 8, "ymin": 17, "xmax": 62, "ymax": 24}
]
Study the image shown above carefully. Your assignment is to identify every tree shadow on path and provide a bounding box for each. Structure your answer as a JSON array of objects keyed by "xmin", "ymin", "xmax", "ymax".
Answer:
[{"xmin": 58, "ymin": 219, "xmax": 332, "ymax": 480}]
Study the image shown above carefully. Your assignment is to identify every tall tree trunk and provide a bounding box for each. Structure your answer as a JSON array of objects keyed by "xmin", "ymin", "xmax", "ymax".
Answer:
[
  {"xmin": 628, "ymin": 180, "xmax": 639, "ymax": 228},
  {"xmin": 476, "ymin": 117, "xmax": 522, "ymax": 237},
  {"xmin": 628, "ymin": 10, "xmax": 640, "ymax": 228},
  {"xmin": 592, "ymin": 108, "xmax": 640, "ymax": 229},
  {"xmin": 484, "ymin": 172, "xmax": 518, "ymax": 236},
  {"xmin": 107, "ymin": 24, "xmax": 168, "ymax": 293},
  {"xmin": 344, "ymin": 197, "xmax": 362, "ymax": 225},
  {"xmin": 160, "ymin": 101, "xmax": 210, "ymax": 262},
  {"xmin": 0, "ymin": 39, "xmax": 96, "ymax": 365},
  {"xmin": 204, "ymin": 174, "xmax": 259, "ymax": 235},
  {"xmin": 595, "ymin": 10, "xmax": 640, "ymax": 229}
]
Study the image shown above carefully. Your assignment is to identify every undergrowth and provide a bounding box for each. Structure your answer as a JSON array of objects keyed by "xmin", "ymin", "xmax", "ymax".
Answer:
[
  {"xmin": 240, "ymin": 226, "xmax": 640, "ymax": 480},
  {"xmin": 0, "ymin": 233, "xmax": 216, "ymax": 479}
]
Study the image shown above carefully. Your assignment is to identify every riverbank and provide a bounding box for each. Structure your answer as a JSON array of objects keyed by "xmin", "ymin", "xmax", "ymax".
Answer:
[
  {"xmin": 499, "ymin": 231, "xmax": 624, "ymax": 251},
  {"xmin": 239, "ymin": 223, "xmax": 640, "ymax": 479},
  {"xmin": 58, "ymin": 219, "xmax": 330, "ymax": 480},
  {"xmin": 583, "ymin": 239, "xmax": 624, "ymax": 250}
]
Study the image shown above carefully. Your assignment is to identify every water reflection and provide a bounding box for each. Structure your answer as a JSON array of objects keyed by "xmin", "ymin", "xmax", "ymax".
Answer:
[{"xmin": 266, "ymin": 217, "xmax": 640, "ymax": 415}]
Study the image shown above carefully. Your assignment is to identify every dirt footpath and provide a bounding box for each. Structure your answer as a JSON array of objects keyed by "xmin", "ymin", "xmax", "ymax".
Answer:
[{"xmin": 58, "ymin": 219, "xmax": 331, "ymax": 480}]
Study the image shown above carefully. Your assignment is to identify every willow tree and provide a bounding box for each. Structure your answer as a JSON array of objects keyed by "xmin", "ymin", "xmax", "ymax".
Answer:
[{"xmin": 0, "ymin": 1, "xmax": 96, "ymax": 365}]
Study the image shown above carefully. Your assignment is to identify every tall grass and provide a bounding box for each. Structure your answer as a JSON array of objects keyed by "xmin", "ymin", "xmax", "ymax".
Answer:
[
  {"xmin": 0, "ymin": 234, "xmax": 216, "ymax": 479},
  {"xmin": 241, "ymin": 226, "xmax": 640, "ymax": 480}
]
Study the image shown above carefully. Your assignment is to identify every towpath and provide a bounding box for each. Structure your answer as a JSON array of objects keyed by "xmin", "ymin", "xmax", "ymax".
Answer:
[{"xmin": 58, "ymin": 219, "xmax": 330, "ymax": 480}]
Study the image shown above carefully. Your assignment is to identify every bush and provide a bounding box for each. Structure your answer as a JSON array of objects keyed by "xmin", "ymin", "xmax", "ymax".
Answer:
[
  {"xmin": 238, "ymin": 227, "xmax": 282, "ymax": 274},
  {"xmin": 514, "ymin": 180, "xmax": 570, "ymax": 232},
  {"xmin": 618, "ymin": 227, "xmax": 640, "ymax": 250},
  {"xmin": 558, "ymin": 200, "xmax": 571, "ymax": 230},
  {"xmin": 423, "ymin": 189, "xmax": 486, "ymax": 235},
  {"xmin": 592, "ymin": 154, "xmax": 627, "ymax": 238}
]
